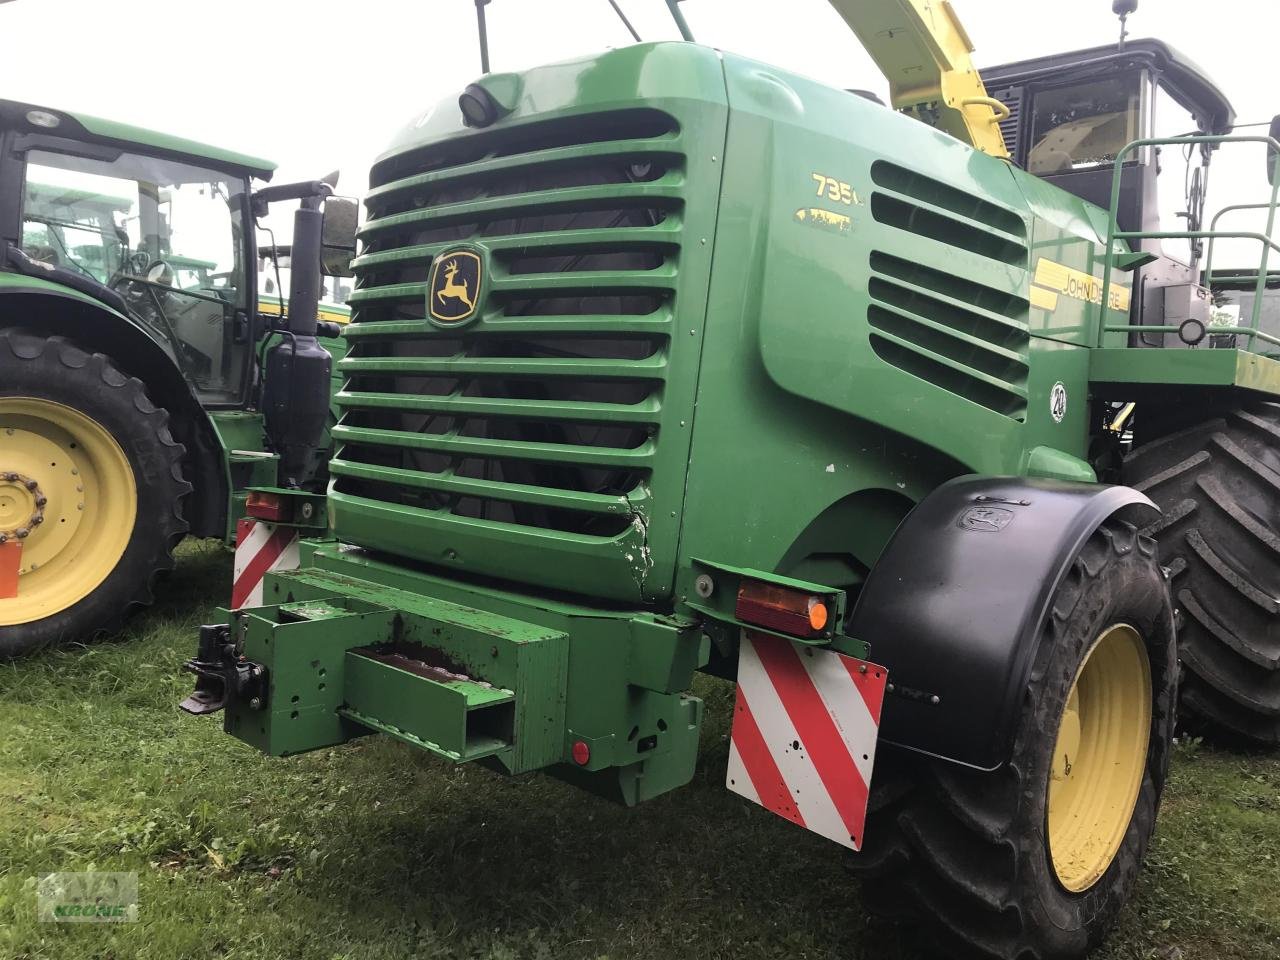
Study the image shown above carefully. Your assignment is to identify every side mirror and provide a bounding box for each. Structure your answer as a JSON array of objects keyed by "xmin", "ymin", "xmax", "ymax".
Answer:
[
  {"xmin": 1268, "ymin": 114, "xmax": 1280, "ymax": 186},
  {"xmin": 321, "ymin": 196, "xmax": 357, "ymax": 278}
]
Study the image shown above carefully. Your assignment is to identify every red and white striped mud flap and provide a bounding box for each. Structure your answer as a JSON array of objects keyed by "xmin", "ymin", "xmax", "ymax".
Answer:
[
  {"xmin": 231, "ymin": 518, "xmax": 301, "ymax": 610},
  {"xmin": 726, "ymin": 631, "xmax": 888, "ymax": 850}
]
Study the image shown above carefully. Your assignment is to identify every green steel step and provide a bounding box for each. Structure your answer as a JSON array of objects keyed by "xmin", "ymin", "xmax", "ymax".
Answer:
[{"xmin": 1090, "ymin": 347, "xmax": 1280, "ymax": 396}]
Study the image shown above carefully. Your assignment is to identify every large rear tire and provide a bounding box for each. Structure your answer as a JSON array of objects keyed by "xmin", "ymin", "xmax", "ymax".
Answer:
[
  {"xmin": 1123, "ymin": 405, "xmax": 1280, "ymax": 744},
  {"xmin": 0, "ymin": 328, "xmax": 190, "ymax": 657},
  {"xmin": 851, "ymin": 521, "xmax": 1177, "ymax": 959}
]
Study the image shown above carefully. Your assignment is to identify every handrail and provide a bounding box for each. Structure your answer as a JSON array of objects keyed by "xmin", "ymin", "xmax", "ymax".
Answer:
[
  {"xmin": 1102, "ymin": 323, "xmax": 1280, "ymax": 351},
  {"xmin": 1205, "ymin": 203, "xmax": 1280, "ymax": 283},
  {"xmin": 1098, "ymin": 134, "xmax": 1280, "ymax": 348}
]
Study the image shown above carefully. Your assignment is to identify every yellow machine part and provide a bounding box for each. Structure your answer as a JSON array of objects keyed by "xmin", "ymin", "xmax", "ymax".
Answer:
[
  {"xmin": 827, "ymin": 0, "xmax": 1011, "ymax": 159},
  {"xmin": 1047, "ymin": 623, "xmax": 1152, "ymax": 892},
  {"xmin": 257, "ymin": 298, "xmax": 351, "ymax": 326},
  {"xmin": 0, "ymin": 398, "xmax": 137, "ymax": 625}
]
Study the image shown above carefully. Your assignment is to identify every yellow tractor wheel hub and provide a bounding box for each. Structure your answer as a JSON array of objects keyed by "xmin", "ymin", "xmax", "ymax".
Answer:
[
  {"xmin": 0, "ymin": 397, "xmax": 137, "ymax": 626},
  {"xmin": 1047, "ymin": 623, "xmax": 1152, "ymax": 893}
]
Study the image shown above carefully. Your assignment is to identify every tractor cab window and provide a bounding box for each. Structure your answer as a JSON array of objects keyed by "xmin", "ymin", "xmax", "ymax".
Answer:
[
  {"xmin": 19, "ymin": 183, "xmax": 129, "ymax": 282},
  {"xmin": 1027, "ymin": 75, "xmax": 1144, "ymax": 175},
  {"xmin": 20, "ymin": 149, "xmax": 250, "ymax": 405},
  {"xmin": 1153, "ymin": 83, "xmax": 1208, "ymax": 266}
]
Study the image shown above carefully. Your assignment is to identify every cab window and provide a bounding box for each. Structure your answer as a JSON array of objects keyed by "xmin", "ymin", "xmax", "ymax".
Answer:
[
  {"xmin": 1028, "ymin": 75, "xmax": 1144, "ymax": 175},
  {"xmin": 21, "ymin": 149, "xmax": 251, "ymax": 405},
  {"xmin": 1153, "ymin": 83, "xmax": 1207, "ymax": 266}
]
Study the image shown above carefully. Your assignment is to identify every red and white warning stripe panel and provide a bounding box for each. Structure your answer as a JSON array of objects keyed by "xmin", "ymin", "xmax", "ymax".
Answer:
[
  {"xmin": 231, "ymin": 518, "xmax": 300, "ymax": 610},
  {"xmin": 726, "ymin": 631, "xmax": 887, "ymax": 850}
]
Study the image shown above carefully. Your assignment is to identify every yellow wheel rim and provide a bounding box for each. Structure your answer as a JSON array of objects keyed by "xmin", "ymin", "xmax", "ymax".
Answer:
[
  {"xmin": 1047, "ymin": 623, "xmax": 1152, "ymax": 893},
  {"xmin": 0, "ymin": 397, "xmax": 137, "ymax": 626}
]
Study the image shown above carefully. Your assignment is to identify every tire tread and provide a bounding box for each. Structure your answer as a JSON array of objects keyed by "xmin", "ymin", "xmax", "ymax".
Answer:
[
  {"xmin": 851, "ymin": 521, "xmax": 1174, "ymax": 959},
  {"xmin": 1124, "ymin": 403, "xmax": 1280, "ymax": 742},
  {"xmin": 0, "ymin": 328, "xmax": 190, "ymax": 655}
]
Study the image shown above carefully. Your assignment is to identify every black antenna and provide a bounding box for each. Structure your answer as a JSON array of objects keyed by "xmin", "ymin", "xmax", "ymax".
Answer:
[
  {"xmin": 1112, "ymin": 0, "xmax": 1138, "ymax": 51},
  {"xmin": 475, "ymin": 0, "xmax": 492, "ymax": 73},
  {"xmin": 607, "ymin": 0, "xmax": 642, "ymax": 42}
]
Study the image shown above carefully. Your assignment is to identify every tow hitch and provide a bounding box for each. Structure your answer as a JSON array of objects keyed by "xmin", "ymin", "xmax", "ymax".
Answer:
[{"xmin": 180, "ymin": 623, "xmax": 268, "ymax": 716}]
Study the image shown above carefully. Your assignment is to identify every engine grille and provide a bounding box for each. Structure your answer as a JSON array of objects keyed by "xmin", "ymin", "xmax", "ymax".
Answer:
[
  {"xmin": 331, "ymin": 108, "xmax": 690, "ymax": 599},
  {"xmin": 866, "ymin": 160, "xmax": 1031, "ymax": 421}
]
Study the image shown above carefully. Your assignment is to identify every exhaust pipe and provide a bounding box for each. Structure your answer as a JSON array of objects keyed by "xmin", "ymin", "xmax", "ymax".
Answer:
[{"xmin": 253, "ymin": 181, "xmax": 336, "ymax": 489}]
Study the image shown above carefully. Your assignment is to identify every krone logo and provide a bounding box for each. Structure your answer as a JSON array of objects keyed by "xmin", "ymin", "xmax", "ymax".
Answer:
[{"xmin": 428, "ymin": 249, "xmax": 482, "ymax": 324}]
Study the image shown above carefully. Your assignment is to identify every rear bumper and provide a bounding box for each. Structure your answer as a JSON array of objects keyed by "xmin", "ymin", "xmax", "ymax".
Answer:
[
  {"xmin": 191, "ymin": 541, "xmax": 708, "ymax": 806},
  {"xmin": 184, "ymin": 537, "xmax": 891, "ymax": 849}
]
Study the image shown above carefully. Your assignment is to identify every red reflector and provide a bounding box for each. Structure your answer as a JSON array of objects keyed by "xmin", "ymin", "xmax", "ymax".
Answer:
[
  {"xmin": 571, "ymin": 740, "xmax": 591, "ymax": 765},
  {"xmin": 246, "ymin": 491, "xmax": 289, "ymax": 522},
  {"xmin": 0, "ymin": 540, "xmax": 21, "ymax": 599},
  {"xmin": 735, "ymin": 580, "xmax": 831, "ymax": 638}
]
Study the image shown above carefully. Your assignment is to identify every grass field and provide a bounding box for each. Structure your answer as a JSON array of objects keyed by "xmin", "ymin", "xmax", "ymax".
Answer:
[{"xmin": 2, "ymin": 540, "xmax": 1280, "ymax": 960}]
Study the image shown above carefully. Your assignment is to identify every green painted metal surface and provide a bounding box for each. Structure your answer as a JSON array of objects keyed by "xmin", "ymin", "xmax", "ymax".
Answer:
[
  {"xmin": 66, "ymin": 105, "xmax": 276, "ymax": 179},
  {"xmin": 209, "ymin": 412, "xmax": 276, "ymax": 541},
  {"xmin": 683, "ymin": 558, "xmax": 862, "ymax": 652},
  {"xmin": 328, "ymin": 43, "xmax": 1145, "ymax": 613},
  {"xmin": 224, "ymin": 597, "xmax": 390, "ymax": 757},
  {"xmin": 204, "ymin": 41, "xmax": 1280, "ymax": 804},
  {"xmin": 222, "ymin": 542, "xmax": 705, "ymax": 803},
  {"xmin": 332, "ymin": 43, "xmax": 730, "ymax": 606},
  {"xmin": 251, "ymin": 564, "xmax": 570, "ymax": 774},
  {"xmin": 0, "ymin": 98, "xmax": 274, "ymax": 178},
  {"xmin": 212, "ymin": 41, "xmax": 1131, "ymax": 787},
  {"xmin": 210, "ymin": 410, "xmax": 269, "ymax": 454},
  {"xmin": 341, "ymin": 652, "xmax": 516, "ymax": 762},
  {"xmin": 1091, "ymin": 347, "xmax": 1280, "ymax": 393}
]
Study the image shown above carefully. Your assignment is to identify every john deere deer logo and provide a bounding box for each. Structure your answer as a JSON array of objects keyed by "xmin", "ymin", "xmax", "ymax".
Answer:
[{"xmin": 428, "ymin": 249, "xmax": 483, "ymax": 324}]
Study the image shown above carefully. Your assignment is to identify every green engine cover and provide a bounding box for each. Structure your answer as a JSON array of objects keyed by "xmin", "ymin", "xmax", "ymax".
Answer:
[{"xmin": 332, "ymin": 42, "xmax": 1128, "ymax": 608}]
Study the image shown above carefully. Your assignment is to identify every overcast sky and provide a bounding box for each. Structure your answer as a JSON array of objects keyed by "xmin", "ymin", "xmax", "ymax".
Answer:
[{"xmin": 2, "ymin": 0, "xmax": 1276, "ymax": 259}]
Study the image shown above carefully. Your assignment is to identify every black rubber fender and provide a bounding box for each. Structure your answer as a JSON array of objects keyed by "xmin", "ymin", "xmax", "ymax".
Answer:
[{"xmin": 848, "ymin": 475, "xmax": 1162, "ymax": 771}]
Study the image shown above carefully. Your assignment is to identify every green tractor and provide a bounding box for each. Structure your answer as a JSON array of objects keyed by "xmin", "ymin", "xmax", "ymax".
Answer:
[
  {"xmin": 0, "ymin": 99, "xmax": 356, "ymax": 656},
  {"xmin": 182, "ymin": 1, "xmax": 1280, "ymax": 956}
]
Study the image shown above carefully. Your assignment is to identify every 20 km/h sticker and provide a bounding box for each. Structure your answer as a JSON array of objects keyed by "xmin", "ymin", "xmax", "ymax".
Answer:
[{"xmin": 1050, "ymin": 381, "xmax": 1068, "ymax": 423}]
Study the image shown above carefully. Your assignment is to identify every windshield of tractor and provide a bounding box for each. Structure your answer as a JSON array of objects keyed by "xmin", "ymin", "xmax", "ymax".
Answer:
[
  {"xmin": 20, "ymin": 149, "xmax": 251, "ymax": 404},
  {"xmin": 1028, "ymin": 75, "xmax": 1143, "ymax": 175}
]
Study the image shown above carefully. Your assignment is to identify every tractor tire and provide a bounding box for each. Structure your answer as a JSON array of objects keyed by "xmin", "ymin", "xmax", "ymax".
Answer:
[
  {"xmin": 0, "ymin": 328, "xmax": 190, "ymax": 657},
  {"xmin": 850, "ymin": 520, "xmax": 1177, "ymax": 960},
  {"xmin": 1123, "ymin": 405, "xmax": 1280, "ymax": 744}
]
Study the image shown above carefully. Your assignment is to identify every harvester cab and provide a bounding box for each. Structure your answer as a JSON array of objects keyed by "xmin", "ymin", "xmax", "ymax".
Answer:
[
  {"xmin": 984, "ymin": 38, "xmax": 1236, "ymax": 347},
  {"xmin": 183, "ymin": 2, "xmax": 1280, "ymax": 958},
  {"xmin": 0, "ymin": 100, "xmax": 358, "ymax": 655}
]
